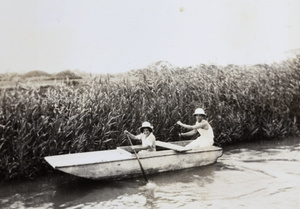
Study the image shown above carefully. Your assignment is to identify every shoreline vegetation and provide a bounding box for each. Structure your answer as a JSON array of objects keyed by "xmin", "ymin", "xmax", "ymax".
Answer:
[{"xmin": 1, "ymin": 56, "xmax": 299, "ymax": 181}]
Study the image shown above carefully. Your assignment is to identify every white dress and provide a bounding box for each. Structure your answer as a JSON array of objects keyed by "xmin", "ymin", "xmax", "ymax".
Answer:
[{"xmin": 185, "ymin": 121, "xmax": 214, "ymax": 149}]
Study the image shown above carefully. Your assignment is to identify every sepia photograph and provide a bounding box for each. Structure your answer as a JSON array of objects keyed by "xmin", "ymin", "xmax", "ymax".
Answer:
[{"xmin": 0, "ymin": 0, "xmax": 299, "ymax": 208}]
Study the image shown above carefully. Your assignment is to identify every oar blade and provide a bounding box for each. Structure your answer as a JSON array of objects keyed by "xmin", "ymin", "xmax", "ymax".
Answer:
[{"xmin": 156, "ymin": 141, "xmax": 192, "ymax": 152}]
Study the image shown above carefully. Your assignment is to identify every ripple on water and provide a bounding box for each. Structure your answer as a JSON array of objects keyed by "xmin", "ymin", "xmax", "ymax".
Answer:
[{"xmin": 1, "ymin": 138, "xmax": 299, "ymax": 209}]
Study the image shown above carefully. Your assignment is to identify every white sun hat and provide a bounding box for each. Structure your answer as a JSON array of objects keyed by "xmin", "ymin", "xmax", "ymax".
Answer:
[
  {"xmin": 193, "ymin": 108, "xmax": 206, "ymax": 116},
  {"xmin": 139, "ymin": 121, "xmax": 154, "ymax": 132}
]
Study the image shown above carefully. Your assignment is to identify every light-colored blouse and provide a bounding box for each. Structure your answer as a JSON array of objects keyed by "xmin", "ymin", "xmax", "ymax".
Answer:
[{"xmin": 137, "ymin": 132, "xmax": 156, "ymax": 151}]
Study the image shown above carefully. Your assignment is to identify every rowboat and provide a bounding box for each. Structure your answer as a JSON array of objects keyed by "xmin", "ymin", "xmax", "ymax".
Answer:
[{"xmin": 44, "ymin": 140, "xmax": 223, "ymax": 181}]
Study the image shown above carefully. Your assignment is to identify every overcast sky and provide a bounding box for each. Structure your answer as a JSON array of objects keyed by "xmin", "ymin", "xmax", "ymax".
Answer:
[{"xmin": 0, "ymin": 0, "xmax": 300, "ymax": 74}]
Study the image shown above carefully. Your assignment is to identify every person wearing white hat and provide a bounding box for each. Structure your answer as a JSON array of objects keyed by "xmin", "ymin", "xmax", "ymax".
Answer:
[
  {"xmin": 124, "ymin": 121, "xmax": 156, "ymax": 153},
  {"xmin": 176, "ymin": 108, "xmax": 214, "ymax": 149}
]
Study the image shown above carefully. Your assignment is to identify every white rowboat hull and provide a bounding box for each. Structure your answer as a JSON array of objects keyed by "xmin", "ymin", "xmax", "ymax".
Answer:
[{"xmin": 44, "ymin": 141, "xmax": 222, "ymax": 180}]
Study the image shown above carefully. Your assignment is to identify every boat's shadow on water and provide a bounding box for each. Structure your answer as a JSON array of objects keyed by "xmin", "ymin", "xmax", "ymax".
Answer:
[{"xmin": 52, "ymin": 163, "xmax": 219, "ymax": 207}]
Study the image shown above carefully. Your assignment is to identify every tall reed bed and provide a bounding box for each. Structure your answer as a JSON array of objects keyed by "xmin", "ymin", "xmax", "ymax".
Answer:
[{"xmin": 0, "ymin": 56, "xmax": 299, "ymax": 181}]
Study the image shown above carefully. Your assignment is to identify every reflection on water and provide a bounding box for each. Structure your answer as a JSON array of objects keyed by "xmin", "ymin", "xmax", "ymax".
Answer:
[{"xmin": 0, "ymin": 137, "xmax": 299, "ymax": 209}]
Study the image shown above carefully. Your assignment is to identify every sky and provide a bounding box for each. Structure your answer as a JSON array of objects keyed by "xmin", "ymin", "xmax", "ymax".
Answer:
[{"xmin": 0, "ymin": 0, "xmax": 300, "ymax": 74}]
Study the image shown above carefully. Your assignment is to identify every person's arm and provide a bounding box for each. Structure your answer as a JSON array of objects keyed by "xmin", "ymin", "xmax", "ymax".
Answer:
[
  {"xmin": 177, "ymin": 120, "xmax": 207, "ymax": 130},
  {"xmin": 179, "ymin": 129, "xmax": 197, "ymax": 137},
  {"xmin": 124, "ymin": 130, "xmax": 139, "ymax": 140}
]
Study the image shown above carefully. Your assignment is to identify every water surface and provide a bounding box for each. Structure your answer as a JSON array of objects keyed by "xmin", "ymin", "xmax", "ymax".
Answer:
[{"xmin": 1, "ymin": 137, "xmax": 299, "ymax": 208}]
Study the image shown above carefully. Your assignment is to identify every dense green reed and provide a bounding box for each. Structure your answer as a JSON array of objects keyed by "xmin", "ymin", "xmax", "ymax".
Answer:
[{"xmin": 0, "ymin": 55, "xmax": 299, "ymax": 181}]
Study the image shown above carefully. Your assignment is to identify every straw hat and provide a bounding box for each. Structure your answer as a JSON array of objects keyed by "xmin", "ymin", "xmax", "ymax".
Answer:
[
  {"xmin": 139, "ymin": 121, "xmax": 153, "ymax": 132},
  {"xmin": 193, "ymin": 108, "xmax": 206, "ymax": 116}
]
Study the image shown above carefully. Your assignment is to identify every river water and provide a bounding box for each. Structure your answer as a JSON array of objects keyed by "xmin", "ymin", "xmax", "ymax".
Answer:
[{"xmin": 0, "ymin": 137, "xmax": 299, "ymax": 209}]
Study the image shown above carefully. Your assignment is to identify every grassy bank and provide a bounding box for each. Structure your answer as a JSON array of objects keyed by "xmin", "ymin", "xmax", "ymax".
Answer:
[{"xmin": 0, "ymin": 56, "xmax": 299, "ymax": 181}]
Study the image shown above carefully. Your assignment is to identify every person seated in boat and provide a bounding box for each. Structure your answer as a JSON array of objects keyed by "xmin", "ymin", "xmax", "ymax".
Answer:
[
  {"xmin": 124, "ymin": 121, "xmax": 156, "ymax": 153},
  {"xmin": 176, "ymin": 108, "xmax": 214, "ymax": 149}
]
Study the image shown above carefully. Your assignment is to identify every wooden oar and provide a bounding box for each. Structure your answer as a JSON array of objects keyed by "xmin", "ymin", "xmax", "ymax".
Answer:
[
  {"xmin": 126, "ymin": 135, "xmax": 148, "ymax": 183},
  {"xmin": 156, "ymin": 140, "xmax": 192, "ymax": 152}
]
